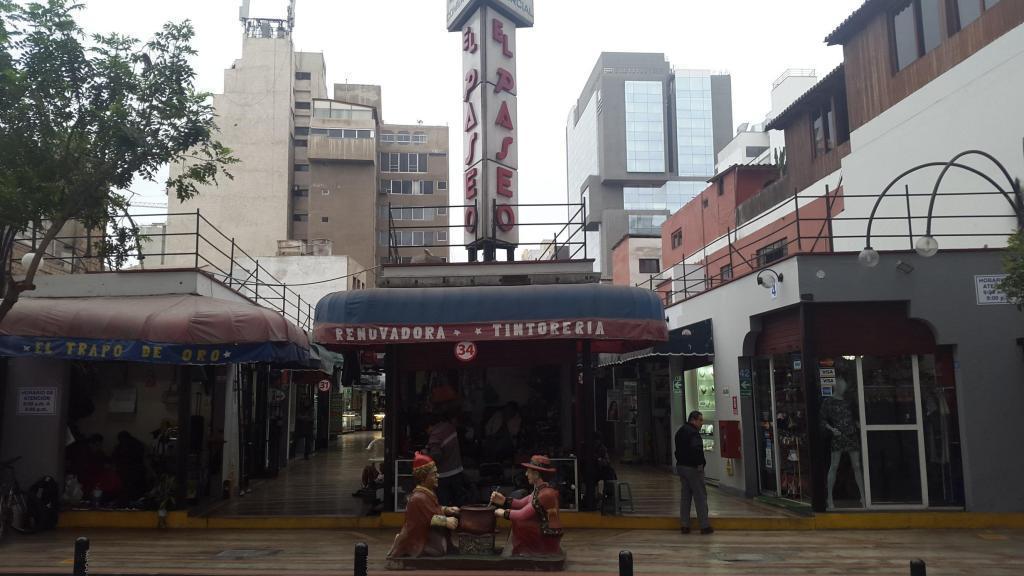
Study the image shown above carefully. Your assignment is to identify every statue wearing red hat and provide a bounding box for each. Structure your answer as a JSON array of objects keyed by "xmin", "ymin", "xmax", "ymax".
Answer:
[
  {"xmin": 489, "ymin": 455, "xmax": 564, "ymax": 557},
  {"xmin": 388, "ymin": 452, "xmax": 461, "ymax": 558}
]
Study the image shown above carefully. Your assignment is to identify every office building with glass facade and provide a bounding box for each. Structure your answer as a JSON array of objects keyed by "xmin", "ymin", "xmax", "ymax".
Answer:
[{"xmin": 566, "ymin": 53, "xmax": 732, "ymax": 281}]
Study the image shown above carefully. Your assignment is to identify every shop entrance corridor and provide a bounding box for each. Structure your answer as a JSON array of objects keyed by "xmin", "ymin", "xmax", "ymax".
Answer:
[
  {"xmin": 208, "ymin": 431, "xmax": 381, "ymax": 517},
  {"xmin": 613, "ymin": 464, "xmax": 795, "ymax": 519}
]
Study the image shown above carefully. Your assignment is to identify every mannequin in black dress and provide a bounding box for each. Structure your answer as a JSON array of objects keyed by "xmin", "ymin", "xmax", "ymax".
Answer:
[{"xmin": 822, "ymin": 377, "xmax": 865, "ymax": 509}]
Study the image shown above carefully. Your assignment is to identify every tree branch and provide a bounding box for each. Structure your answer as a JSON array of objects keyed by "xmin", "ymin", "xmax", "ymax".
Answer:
[{"xmin": 0, "ymin": 215, "xmax": 70, "ymax": 324}]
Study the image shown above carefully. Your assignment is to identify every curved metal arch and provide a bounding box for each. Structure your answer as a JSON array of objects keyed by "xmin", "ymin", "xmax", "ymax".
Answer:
[
  {"xmin": 925, "ymin": 150, "xmax": 1021, "ymax": 236},
  {"xmin": 864, "ymin": 160, "xmax": 1009, "ymax": 248}
]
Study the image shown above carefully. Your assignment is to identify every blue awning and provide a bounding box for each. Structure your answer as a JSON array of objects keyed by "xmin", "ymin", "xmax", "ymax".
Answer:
[
  {"xmin": 314, "ymin": 284, "xmax": 668, "ymax": 353},
  {"xmin": 598, "ymin": 319, "xmax": 713, "ymax": 366}
]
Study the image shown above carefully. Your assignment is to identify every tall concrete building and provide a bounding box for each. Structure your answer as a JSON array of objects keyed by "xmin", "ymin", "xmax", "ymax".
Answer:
[
  {"xmin": 377, "ymin": 123, "xmax": 451, "ymax": 264},
  {"xmin": 167, "ymin": 8, "xmax": 448, "ymax": 284},
  {"xmin": 565, "ymin": 53, "xmax": 732, "ymax": 281}
]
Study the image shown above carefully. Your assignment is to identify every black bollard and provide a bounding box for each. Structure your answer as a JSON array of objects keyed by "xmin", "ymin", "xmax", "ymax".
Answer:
[
  {"xmin": 73, "ymin": 537, "xmax": 90, "ymax": 576},
  {"xmin": 618, "ymin": 550, "xmax": 633, "ymax": 576},
  {"xmin": 910, "ymin": 559, "xmax": 926, "ymax": 576},
  {"xmin": 354, "ymin": 542, "xmax": 368, "ymax": 576}
]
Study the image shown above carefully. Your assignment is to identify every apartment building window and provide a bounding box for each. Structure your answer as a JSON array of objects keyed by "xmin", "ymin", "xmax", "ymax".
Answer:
[
  {"xmin": 670, "ymin": 228, "xmax": 683, "ymax": 249},
  {"xmin": 639, "ymin": 259, "xmax": 660, "ymax": 274},
  {"xmin": 295, "ymin": 127, "xmax": 309, "ymax": 136},
  {"xmin": 321, "ymin": 216, "xmax": 329, "ymax": 223},
  {"xmin": 312, "ymin": 100, "xmax": 374, "ymax": 121},
  {"xmin": 421, "ymin": 181, "xmax": 434, "ymax": 195},
  {"xmin": 295, "ymin": 72, "xmax": 311, "ymax": 80},
  {"xmin": 397, "ymin": 131, "xmax": 411, "ymax": 145},
  {"xmin": 949, "ymin": 0, "xmax": 1000, "ymax": 33},
  {"xmin": 292, "ymin": 213, "xmax": 308, "ymax": 222},
  {"xmin": 413, "ymin": 131, "xmax": 428, "ymax": 144},
  {"xmin": 720, "ymin": 264, "xmax": 734, "ymax": 281},
  {"xmin": 812, "ymin": 104, "xmax": 832, "ymax": 157},
  {"xmin": 395, "ymin": 230, "xmax": 426, "ymax": 246},
  {"xmin": 436, "ymin": 231, "xmax": 448, "ymax": 243},
  {"xmin": 392, "ymin": 207, "xmax": 425, "ymax": 221},
  {"xmin": 436, "ymin": 206, "xmax": 447, "ymax": 216},
  {"xmin": 438, "ymin": 180, "xmax": 448, "ymax": 190},
  {"xmin": 891, "ymin": 0, "xmax": 943, "ymax": 72},
  {"xmin": 292, "ymin": 187, "xmax": 309, "ymax": 197},
  {"xmin": 295, "ymin": 139, "xmax": 308, "ymax": 147},
  {"xmin": 380, "ymin": 153, "xmax": 428, "ymax": 173},
  {"xmin": 294, "ymin": 164, "xmax": 310, "ymax": 172},
  {"xmin": 295, "ymin": 101, "xmax": 311, "ymax": 110},
  {"xmin": 756, "ymin": 239, "xmax": 788, "ymax": 267},
  {"xmin": 380, "ymin": 131, "xmax": 395, "ymax": 143}
]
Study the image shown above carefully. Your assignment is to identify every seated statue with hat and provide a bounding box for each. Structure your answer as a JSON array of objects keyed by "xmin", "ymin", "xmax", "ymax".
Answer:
[
  {"xmin": 489, "ymin": 455, "xmax": 564, "ymax": 557},
  {"xmin": 388, "ymin": 452, "xmax": 461, "ymax": 558}
]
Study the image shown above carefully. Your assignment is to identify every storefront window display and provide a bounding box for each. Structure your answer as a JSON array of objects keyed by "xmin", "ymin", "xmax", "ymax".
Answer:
[
  {"xmin": 753, "ymin": 358, "xmax": 777, "ymax": 495},
  {"xmin": 819, "ymin": 357, "xmax": 864, "ymax": 510},
  {"xmin": 694, "ymin": 366, "xmax": 716, "ymax": 453},
  {"xmin": 862, "ymin": 355, "xmax": 922, "ymax": 505},
  {"xmin": 919, "ymin": 352, "xmax": 964, "ymax": 507},
  {"xmin": 774, "ymin": 355, "xmax": 810, "ymax": 503}
]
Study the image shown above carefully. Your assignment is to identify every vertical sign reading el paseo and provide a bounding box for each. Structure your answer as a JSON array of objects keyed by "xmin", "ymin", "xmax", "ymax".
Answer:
[{"xmin": 448, "ymin": 0, "xmax": 533, "ymax": 252}]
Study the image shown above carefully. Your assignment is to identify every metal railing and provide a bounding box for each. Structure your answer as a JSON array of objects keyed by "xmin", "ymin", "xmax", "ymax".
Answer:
[
  {"xmin": 8, "ymin": 211, "xmax": 318, "ymax": 331},
  {"xmin": 385, "ymin": 200, "xmax": 588, "ymax": 263},
  {"xmin": 638, "ymin": 186, "xmax": 1021, "ymax": 305}
]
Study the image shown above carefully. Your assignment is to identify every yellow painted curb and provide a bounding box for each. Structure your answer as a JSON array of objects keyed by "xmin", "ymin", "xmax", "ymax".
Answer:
[{"xmin": 55, "ymin": 510, "xmax": 1024, "ymax": 531}]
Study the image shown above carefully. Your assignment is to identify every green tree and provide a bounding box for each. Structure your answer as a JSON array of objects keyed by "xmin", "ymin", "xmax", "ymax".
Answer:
[
  {"xmin": 0, "ymin": 0, "xmax": 235, "ymax": 322},
  {"xmin": 1000, "ymin": 229, "xmax": 1024, "ymax": 308}
]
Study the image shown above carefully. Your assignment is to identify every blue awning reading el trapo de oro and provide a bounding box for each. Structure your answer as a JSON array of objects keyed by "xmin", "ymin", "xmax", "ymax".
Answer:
[
  {"xmin": 314, "ymin": 284, "xmax": 668, "ymax": 353},
  {"xmin": 0, "ymin": 294, "xmax": 310, "ymax": 365}
]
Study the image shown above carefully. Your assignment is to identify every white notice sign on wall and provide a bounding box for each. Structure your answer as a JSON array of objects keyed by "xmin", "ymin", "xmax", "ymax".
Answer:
[
  {"xmin": 17, "ymin": 387, "xmax": 57, "ymax": 415},
  {"xmin": 975, "ymin": 275, "xmax": 1010, "ymax": 305}
]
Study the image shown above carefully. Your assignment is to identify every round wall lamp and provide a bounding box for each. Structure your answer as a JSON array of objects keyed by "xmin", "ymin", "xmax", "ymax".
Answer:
[{"xmin": 756, "ymin": 269, "xmax": 784, "ymax": 290}]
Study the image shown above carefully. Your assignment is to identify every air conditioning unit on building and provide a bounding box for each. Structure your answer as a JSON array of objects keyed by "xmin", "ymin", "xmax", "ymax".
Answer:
[
  {"xmin": 277, "ymin": 240, "xmax": 304, "ymax": 256},
  {"xmin": 309, "ymin": 239, "xmax": 333, "ymax": 256}
]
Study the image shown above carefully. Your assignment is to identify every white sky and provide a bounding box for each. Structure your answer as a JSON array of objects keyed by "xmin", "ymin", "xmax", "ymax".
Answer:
[{"xmin": 75, "ymin": 0, "xmax": 866, "ymax": 257}]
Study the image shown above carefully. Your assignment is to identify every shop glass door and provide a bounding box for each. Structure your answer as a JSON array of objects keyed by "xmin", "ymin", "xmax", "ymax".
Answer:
[{"xmin": 857, "ymin": 355, "xmax": 928, "ymax": 507}]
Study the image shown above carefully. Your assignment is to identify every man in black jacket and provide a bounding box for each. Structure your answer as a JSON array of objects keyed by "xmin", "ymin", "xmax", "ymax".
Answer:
[{"xmin": 674, "ymin": 410, "xmax": 712, "ymax": 534}]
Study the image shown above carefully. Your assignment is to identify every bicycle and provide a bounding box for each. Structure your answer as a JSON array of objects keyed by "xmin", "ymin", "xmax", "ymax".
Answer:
[{"xmin": 0, "ymin": 456, "xmax": 39, "ymax": 541}]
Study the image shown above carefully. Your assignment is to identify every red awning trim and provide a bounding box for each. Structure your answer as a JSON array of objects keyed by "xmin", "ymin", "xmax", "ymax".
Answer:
[
  {"xmin": 315, "ymin": 318, "xmax": 667, "ymax": 349},
  {"xmin": 0, "ymin": 294, "xmax": 309, "ymax": 349}
]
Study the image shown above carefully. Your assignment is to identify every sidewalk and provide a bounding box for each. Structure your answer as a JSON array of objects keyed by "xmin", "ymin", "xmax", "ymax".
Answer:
[{"xmin": 1, "ymin": 527, "xmax": 1022, "ymax": 575}]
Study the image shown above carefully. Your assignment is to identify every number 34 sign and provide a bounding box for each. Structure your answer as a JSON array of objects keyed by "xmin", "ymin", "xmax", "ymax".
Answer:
[{"xmin": 454, "ymin": 341, "xmax": 478, "ymax": 362}]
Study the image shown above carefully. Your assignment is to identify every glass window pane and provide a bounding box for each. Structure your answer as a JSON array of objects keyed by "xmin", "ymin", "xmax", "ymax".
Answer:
[
  {"xmin": 918, "ymin": 353, "xmax": 965, "ymax": 506},
  {"xmin": 419, "ymin": 154, "xmax": 428, "ymax": 172},
  {"xmin": 867, "ymin": 430, "xmax": 923, "ymax": 504},
  {"xmin": 957, "ymin": 0, "xmax": 982, "ymax": 28},
  {"xmin": 893, "ymin": 3, "xmax": 919, "ymax": 71},
  {"xmin": 862, "ymin": 356, "xmax": 917, "ymax": 425},
  {"xmin": 920, "ymin": 0, "xmax": 942, "ymax": 53},
  {"xmin": 399, "ymin": 153, "xmax": 409, "ymax": 172},
  {"xmin": 773, "ymin": 354, "xmax": 810, "ymax": 502},
  {"xmin": 821, "ymin": 357, "xmax": 865, "ymax": 509}
]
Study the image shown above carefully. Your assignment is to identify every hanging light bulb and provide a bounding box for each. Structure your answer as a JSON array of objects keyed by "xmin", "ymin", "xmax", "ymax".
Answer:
[
  {"xmin": 857, "ymin": 247, "xmax": 880, "ymax": 268},
  {"xmin": 915, "ymin": 235, "xmax": 939, "ymax": 258},
  {"xmin": 20, "ymin": 252, "xmax": 35, "ymax": 270}
]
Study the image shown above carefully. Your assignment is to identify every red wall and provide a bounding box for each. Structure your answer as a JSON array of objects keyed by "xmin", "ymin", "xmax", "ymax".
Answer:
[
  {"xmin": 611, "ymin": 238, "xmax": 631, "ymax": 286},
  {"xmin": 661, "ymin": 166, "xmax": 782, "ymax": 274}
]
